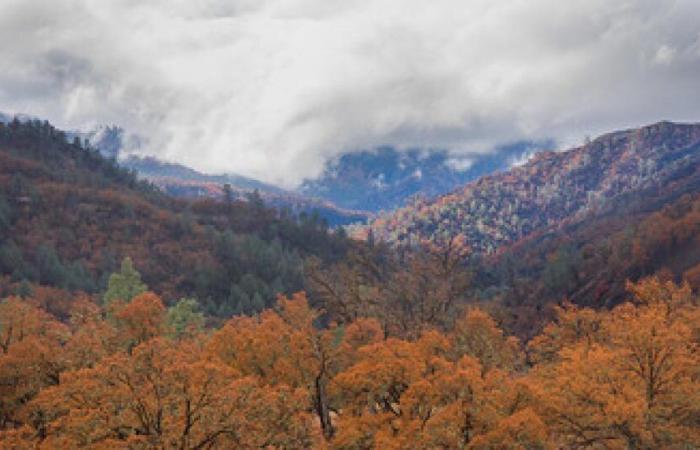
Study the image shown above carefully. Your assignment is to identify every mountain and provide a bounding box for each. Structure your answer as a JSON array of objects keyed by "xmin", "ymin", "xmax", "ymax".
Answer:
[
  {"xmin": 121, "ymin": 155, "xmax": 287, "ymax": 194},
  {"xmin": 0, "ymin": 118, "xmax": 353, "ymax": 318},
  {"xmin": 121, "ymin": 155, "xmax": 371, "ymax": 226},
  {"xmin": 62, "ymin": 121, "xmax": 371, "ymax": 226},
  {"xmin": 369, "ymin": 121, "xmax": 700, "ymax": 253},
  {"xmin": 299, "ymin": 142, "xmax": 545, "ymax": 212}
]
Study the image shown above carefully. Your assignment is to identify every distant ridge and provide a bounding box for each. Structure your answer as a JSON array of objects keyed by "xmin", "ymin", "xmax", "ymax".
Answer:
[{"xmin": 369, "ymin": 121, "xmax": 700, "ymax": 253}]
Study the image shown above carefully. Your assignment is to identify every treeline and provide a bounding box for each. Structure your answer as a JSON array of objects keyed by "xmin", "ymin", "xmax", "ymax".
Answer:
[
  {"xmin": 1, "ymin": 277, "xmax": 699, "ymax": 448},
  {"xmin": 0, "ymin": 118, "xmax": 350, "ymax": 319}
]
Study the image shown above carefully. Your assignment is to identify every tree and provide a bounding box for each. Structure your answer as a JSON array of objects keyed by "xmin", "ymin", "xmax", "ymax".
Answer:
[
  {"xmin": 208, "ymin": 293, "xmax": 342, "ymax": 440},
  {"xmin": 167, "ymin": 298, "xmax": 205, "ymax": 339},
  {"xmin": 103, "ymin": 257, "xmax": 147, "ymax": 306},
  {"xmin": 331, "ymin": 329, "xmax": 544, "ymax": 449},
  {"xmin": 0, "ymin": 240, "xmax": 33, "ymax": 281},
  {"xmin": 0, "ymin": 196, "xmax": 12, "ymax": 238},
  {"xmin": 532, "ymin": 278, "xmax": 700, "ymax": 448},
  {"xmin": 35, "ymin": 244, "xmax": 66, "ymax": 287},
  {"xmin": 0, "ymin": 298, "xmax": 69, "ymax": 428},
  {"xmin": 114, "ymin": 292, "xmax": 166, "ymax": 350},
  {"xmin": 28, "ymin": 338, "xmax": 319, "ymax": 449},
  {"xmin": 452, "ymin": 308, "xmax": 522, "ymax": 373},
  {"xmin": 222, "ymin": 183, "xmax": 233, "ymax": 211}
]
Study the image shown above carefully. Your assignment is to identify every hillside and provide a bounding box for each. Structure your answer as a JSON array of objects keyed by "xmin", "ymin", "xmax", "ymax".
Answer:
[
  {"xmin": 0, "ymin": 118, "xmax": 352, "ymax": 318},
  {"xmin": 370, "ymin": 121, "xmax": 700, "ymax": 253},
  {"xmin": 460, "ymin": 185, "xmax": 700, "ymax": 336}
]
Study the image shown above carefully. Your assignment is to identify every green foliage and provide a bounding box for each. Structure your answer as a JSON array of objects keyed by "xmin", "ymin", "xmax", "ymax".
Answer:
[
  {"xmin": 103, "ymin": 257, "xmax": 147, "ymax": 305},
  {"xmin": 64, "ymin": 260, "xmax": 96, "ymax": 292},
  {"xmin": 0, "ymin": 240, "xmax": 33, "ymax": 281},
  {"xmin": 0, "ymin": 195, "xmax": 12, "ymax": 237},
  {"xmin": 167, "ymin": 298, "xmax": 205, "ymax": 339},
  {"xmin": 35, "ymin": 244, "xmax": 66, "ymax": 287},
  {"xmin": 542, "ymin": 245, "xmax": 581, "ymax": 295},
  {"xmin": 15, "ymin": 279, "xmax": 33, "ymax": 298}
]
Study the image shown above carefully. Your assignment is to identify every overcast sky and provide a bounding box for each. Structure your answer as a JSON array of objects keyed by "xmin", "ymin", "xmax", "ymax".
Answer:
[{"xmin": 1, "ymin": 0, "xmax": 700, "ymax": 186}]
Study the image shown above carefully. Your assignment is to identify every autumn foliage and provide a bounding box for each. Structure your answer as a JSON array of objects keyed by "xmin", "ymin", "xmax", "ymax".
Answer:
[{"xmin": 0, "ymin": 277, "xmax": 698, "ymax": 448}]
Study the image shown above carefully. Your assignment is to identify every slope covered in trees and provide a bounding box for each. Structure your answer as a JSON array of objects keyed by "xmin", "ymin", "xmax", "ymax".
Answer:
[
  {"xmin": 0, "ymin": 118, "xmax": 350, "ymax": 318},
  {"xmin": 369, "ymin": 121, "xmax": 700, "ymax": 254},
  {"xmin": 468, "ymin": 187, "xmax": 700, "ymax": 334}
]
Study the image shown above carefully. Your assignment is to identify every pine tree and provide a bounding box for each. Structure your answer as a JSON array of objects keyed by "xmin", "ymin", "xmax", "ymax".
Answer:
[
  {"xmin": 103, "ymin": 257, "xmax": 147, "ymax": 305},
  {"xmin": 167, "ymin": 298, "xmax": 205, "ymax": 339}
]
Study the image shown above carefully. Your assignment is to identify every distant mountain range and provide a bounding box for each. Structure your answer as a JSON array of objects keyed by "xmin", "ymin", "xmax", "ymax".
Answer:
[
  {"xmin": 369, "ymin": 121, "xmax": 700, "ymax": 254},
  {"xmin": 124, "ymin": 144, "xmax": 547, "ymax": 224},
  {"xmin": 55, "ymin": 119, "xmax": 540, "ymax": 225},
  {"xmin": 124, "ymin": 143, "xmax": 544, "ymax": 220}
]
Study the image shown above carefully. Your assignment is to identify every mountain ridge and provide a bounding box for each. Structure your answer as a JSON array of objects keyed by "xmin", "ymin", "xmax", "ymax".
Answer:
[{"xmin": 368, "ymin": 120, "xmax": 700, "ymax": 253}]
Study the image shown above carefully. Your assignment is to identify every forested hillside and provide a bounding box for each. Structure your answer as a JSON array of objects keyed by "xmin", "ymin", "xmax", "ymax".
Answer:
[
  {"xmin": 370, "ymin": 121, "xmax": 700, "ymax": 253},
  {"xmin": 0, "ymin": 118, "xmax": 350, "ymax": 318}
]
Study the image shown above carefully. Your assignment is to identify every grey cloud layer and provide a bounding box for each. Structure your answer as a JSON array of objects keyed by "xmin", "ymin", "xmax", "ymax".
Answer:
[{"xmin": 1, "ymin": 0, "xmax": 699, "ymax": 185}]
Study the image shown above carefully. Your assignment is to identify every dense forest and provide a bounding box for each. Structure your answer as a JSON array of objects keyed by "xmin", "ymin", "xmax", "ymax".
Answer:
[
  {"xmin": 2, "ymin": 118, "xmax": 700, "ymax": 447},
  {"xmin": 0, "ymin": 118, "xmax": 350, "ymax": 320}
]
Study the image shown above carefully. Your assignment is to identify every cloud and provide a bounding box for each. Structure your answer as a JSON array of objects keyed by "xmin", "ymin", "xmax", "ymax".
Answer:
[{"xmin": 1, "ymin": 0, "xmax": 700, "ymax": 186}]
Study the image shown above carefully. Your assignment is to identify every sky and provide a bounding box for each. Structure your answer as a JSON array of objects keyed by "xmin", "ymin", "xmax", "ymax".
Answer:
[{"xmin": 1, "ymin": 0, "xmax": 700, "ymax": 186}]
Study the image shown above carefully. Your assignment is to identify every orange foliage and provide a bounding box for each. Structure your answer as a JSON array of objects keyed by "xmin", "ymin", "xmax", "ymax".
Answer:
[
  {"xmin": 2, "ymin": 278, "xmax": 700, "ymax": 448},
  {"xmin": 113, "ymin": 292, "xmax": 167, "ymax": 349}
]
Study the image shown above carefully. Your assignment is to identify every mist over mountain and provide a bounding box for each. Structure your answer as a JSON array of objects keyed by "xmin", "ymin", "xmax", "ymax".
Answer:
[
  {"xmin": 300, "ymin": 142, "xmax": 548, "ymax": 212},
  {"xmin": 64, "ymin": 118, "xmax": 545, "ymax": 218}
]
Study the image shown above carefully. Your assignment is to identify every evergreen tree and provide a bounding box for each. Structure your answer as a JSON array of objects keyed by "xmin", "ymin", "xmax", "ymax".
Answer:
[
  {"xmin": 15, "ymin": 279, "xmax": 33, "ymax": 298},
  {"xmin": 35, "ymin": 244, "xmax": 66, "ymax": 286},
  {"xmin": 0, "ymin": 240, "xmax": 32, "ymax": 280},
  {"xmin": 167, "ymin": 298, "xmax": 205, "ymax": 339},
  {"xmin": 227, "ymin": 284, "xmax": 249, "ymax": 316},
  {"xmin": 103, "ymin": 257, "xmax": 147, "ymax": 305},
  {"xmin": 64, "ymin": 260, "xmax": 96, "ymax": 292},
  {"xmin": 251, "ymin": 292, "xmax": 265, "ymax": 313},
  {"xmin": 0, "ymin": 196, "xmax": 12, "ymax": 237}
]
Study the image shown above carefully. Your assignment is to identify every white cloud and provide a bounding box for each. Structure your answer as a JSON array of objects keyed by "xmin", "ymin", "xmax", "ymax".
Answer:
[
  {"xmin": 1, "ymin": 0, "xmax": 700, "ymax": 186},
  {"xmin": 654, "ymin": 45, "xmax": 676, "ymax": 65}
]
